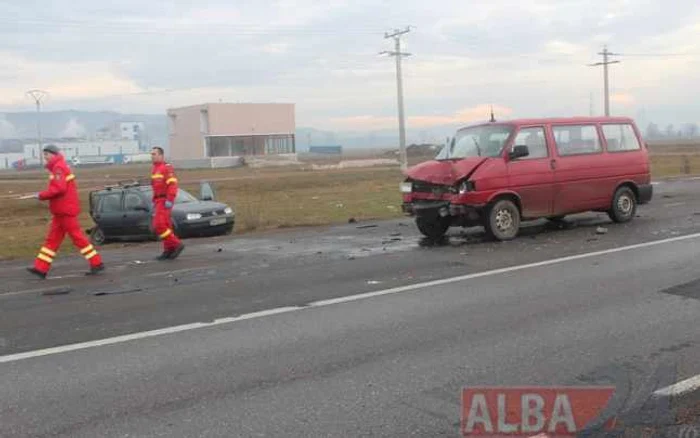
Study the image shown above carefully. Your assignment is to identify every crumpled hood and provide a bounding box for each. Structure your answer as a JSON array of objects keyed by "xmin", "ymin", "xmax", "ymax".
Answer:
[{"xmin": 404, "ymin": 157, "xmax": 489, "ymax": 185}]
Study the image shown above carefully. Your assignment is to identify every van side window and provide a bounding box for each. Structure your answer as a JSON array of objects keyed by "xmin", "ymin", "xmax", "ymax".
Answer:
[
  {"xmin": 512, "ymin": 127, "xmax": 548, "ymax": 159},
  {"xmin": 602, "ymin": 123, "xmax": 642, "ymax": 152},
  {"xmin": 553, "ymin": 125, "xmax": 602, "ymax": 156}
]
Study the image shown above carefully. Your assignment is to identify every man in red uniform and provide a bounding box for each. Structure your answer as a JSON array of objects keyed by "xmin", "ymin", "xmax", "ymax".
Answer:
[
  {"xmin": 27, "ymin": 144, "xmax": 105, "ymax": 279},
  {"xmin": 150, "ymin": 146, "xmax": 185, "ymax": 260}
]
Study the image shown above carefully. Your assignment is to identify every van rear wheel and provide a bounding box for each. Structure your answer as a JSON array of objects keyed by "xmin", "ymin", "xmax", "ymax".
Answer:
[
  {"xmin": 608, "ymin": 186, "xmax": 637, "ymax": 223},
  {"xmin": 485, "ymin": 199, "xmax": 521, "ymax": 241},
  {"xmin": 416, "ymin": 216, "xmax": 450, "ymax": 240}
]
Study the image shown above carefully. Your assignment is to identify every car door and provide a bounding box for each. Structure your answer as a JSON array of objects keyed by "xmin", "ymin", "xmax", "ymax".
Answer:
[
  {"xmin": 122, "ymin": 190, "xmax": 152, "ymax": 238},
  {"xmin": 94, "ymin": 191, "xmax": 124, "ymax": 239},
  {"xmin": 505, "ymin": 125, "xmax": 554, "ymax": 219},
  {"xmin": 551, "ymin": 123, "xmax": 607, "ymax": 214}
]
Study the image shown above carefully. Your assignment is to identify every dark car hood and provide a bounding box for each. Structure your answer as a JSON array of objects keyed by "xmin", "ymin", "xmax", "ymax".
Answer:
[
  {"xmin": 404, "ymin": 157, "xmax": 489, "ymax": 185},
  {"xmin": 172, "ymin": 201, "xmax": 229, "ymax": 213}
]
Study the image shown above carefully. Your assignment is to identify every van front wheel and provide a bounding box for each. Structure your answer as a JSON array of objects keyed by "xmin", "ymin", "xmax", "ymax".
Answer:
[
  {"xmin": 608, "ymin": 186, "xmax": 637, "ymax": 223},
  {"xmin": 485, "ymin": 199, "xmax": 521, "ymax": 241},
  {"xmin": 416, "ymin": 216, "xmax": 450, "ymax": 240}
]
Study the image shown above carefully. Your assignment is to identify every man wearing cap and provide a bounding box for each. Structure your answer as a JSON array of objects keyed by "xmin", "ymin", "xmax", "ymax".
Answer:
[
  {"xmin": 150, "ymin": 146, "xmax": 185, "ymax": 260},
  {"xmin": 27, "ymin": 144, "xmax": 105, "ymax": 279}
]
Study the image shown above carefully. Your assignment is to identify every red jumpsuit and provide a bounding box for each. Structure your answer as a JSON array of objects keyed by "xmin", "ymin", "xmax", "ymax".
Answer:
[
  {"xmin": 151, "ymin": 161, "xmax": 182, "ymax": 252},
  {"xmin": 34, "ymin": 154, "xmax": 103, "ymax": 274}
]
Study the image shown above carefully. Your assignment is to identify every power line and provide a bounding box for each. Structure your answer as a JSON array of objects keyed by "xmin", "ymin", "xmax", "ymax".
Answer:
[{"xmin": 380, "ymin": 26, "xmax": 412, "ymax": 171}]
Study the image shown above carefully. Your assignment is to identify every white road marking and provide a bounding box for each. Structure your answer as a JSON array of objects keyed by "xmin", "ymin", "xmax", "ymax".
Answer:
[
  {"xmin": 2, "ymin": 231, "xmax": 700, "ymax": 364},
  {"xmin": 652, "ymin": 374, "xmax": 700, "ymax": 398}
]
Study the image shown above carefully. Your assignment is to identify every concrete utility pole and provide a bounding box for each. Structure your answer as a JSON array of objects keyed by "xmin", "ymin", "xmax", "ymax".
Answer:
[
  {"xmin": 380, "ymin": 27, "xmax": 411, "ymax": 171},
  {"xmin": 588, "ymin": 46, "xmax": 620, "ymax": 116},
  {"xmin": 26, "ymin": 89, "xmax": 48, "ymax": 166}
]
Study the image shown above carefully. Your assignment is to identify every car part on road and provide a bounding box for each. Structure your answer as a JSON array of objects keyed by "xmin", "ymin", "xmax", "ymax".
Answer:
[{"xmin": 89, "ymin": 227, "xmax": 106, "ymax": 245}]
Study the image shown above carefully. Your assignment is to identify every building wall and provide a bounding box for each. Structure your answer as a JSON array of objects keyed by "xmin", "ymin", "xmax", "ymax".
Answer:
[
  {"xmin": 167, "ymin": 103, "xmax": 295, "ymax": 160},
  {"xmin": 167, "ymin": 104, "xmax": 208, "ymax": 160},
  {"xmin": 207, "ymin": 103, "xmax": 295, "ymax": 136}
]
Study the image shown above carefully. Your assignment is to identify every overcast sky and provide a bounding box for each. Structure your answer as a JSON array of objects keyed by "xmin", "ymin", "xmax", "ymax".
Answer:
[{"xmin": 1, "ymin": 0, "xmax": 698, "ymax": 131}]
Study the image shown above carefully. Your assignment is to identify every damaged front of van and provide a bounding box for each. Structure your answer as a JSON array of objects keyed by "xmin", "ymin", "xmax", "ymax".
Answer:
[{"xmin": 400, "ymin": 122, "xmax": 517, "ymax": 239}]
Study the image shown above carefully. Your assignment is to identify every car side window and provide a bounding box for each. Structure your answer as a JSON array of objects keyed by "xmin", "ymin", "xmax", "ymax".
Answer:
[
  {"xmin": 512, "ymin": 127, "xmax": 548, "ymax": 159},
  {"xmin": 553, "ymin": 125, "xmax": 602, "ymax": 156},
  {"xmin": 125, "ymin": 192, "xmax": 147, "ymax": 210},
  {"xmin": 602, "ymin": 123, "xmax": 642, "ymax": 152},
  {"xmin": 99, "ymin": 193, "xmax": 123, "ymax": 213}
]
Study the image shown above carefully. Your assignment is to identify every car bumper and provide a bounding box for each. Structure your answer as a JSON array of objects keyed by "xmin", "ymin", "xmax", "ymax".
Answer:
[
  {"xmin": 177, "ymin": 215, "xmax": 235, "ymax": 236},
  {"xmin": 638, "ymin": 183, "xmax": 653, "ymax": 204},
  {"xmin": 402, "ymin": 201, "xmax": 484, "ymax": 226}
]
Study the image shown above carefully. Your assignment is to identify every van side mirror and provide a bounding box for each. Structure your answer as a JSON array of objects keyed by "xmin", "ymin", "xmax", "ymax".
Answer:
[{"xmin": 509, "ymin": 145, "xmax": 529, "ymax": 160}]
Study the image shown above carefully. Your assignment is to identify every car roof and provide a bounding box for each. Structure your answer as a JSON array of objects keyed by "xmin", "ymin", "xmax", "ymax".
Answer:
[
  {"xmin": 91, "ymin": 182, "xmax": 152, "ymax": 195},
  {"xmin": 458, "ymin": 116, "xmax": 635, "ymax": 130}
]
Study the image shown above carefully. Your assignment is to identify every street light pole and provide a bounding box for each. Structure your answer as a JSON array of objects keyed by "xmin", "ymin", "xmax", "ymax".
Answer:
[{"xmin": 26, "ymin": 89, "xmax": 48, "ymax": 166}]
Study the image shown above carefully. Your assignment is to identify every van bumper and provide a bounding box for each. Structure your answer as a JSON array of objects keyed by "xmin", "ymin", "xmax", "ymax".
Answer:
[
  {"xmin": 401, "ymin": 201, "xmax": 483, "ymax": 226},
  {"xmin": 638, "ymin": 183, "xmax": 653, "ymax": 205}
]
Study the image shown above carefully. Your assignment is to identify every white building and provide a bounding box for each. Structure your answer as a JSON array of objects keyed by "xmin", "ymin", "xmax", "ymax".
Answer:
[
  {"xmin": 120, "ymin": 122, "xmax": 145, "ymax": 141},
  {"xmin": 23, "ymin": 140, "xmax": 140, "ymax": 159}
]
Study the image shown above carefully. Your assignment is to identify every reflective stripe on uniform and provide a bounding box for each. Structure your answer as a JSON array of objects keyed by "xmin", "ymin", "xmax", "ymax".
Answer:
[
  {"xmin": 37, "ymin": 253, "xmax": 53, "ymax": 264},
  {"xmin": 80, "ymin": 245, "xmax": 95, "ymax": 255},
  {"xmin": 159, "ymin": 229, "xmax": 172, "ymax": 239},
  {"xmin": 152, "ymin": 173, "xmax": 164, "ymax": 179},
  {"xmin": 84, "ymin": 250, "xmax": 98, "ymax": 260},
  {"xmin": 40, "ymin": 247, "xmax": 57, "ymax": 257},
  {"xmin": 166, "ymin": 177, "xmax": 177, "ymax": 184}
]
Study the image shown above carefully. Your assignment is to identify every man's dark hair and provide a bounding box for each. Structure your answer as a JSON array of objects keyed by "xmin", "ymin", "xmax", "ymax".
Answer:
[{"xmin": 152, "ymin": 146, "xmax": 164, "ymax": 156}]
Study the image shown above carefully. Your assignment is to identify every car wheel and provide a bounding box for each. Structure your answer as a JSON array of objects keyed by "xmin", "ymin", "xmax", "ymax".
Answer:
[
  {"xmin": 90, "ymin": 227, "xmax": 106, "ymax": 245},
  {"xmin": 485, "ymin": 199, "xmax": 521, "ymax": 241},
  {"xmin": 608, "ymin": 186, "xmax": 637, "ymax": 223},
  {"xmin": 416, "ymin": 216, "xmax": 450, "ymax": 240}
]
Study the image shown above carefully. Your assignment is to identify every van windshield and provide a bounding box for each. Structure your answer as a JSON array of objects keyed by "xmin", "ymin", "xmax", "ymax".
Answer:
[{"xmin": 436, "ymin": 124, "xmax": 515, "ymax": 160}]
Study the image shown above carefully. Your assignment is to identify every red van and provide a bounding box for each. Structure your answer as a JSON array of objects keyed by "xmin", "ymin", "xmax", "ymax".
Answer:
[{"xmin": 400, "ymin": 116, "xmax": 653, "ymax": 241}]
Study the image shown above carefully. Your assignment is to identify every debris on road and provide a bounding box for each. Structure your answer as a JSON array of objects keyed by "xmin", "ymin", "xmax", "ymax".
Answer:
[
  {"xmin": 348, "ymin": 218, "xmax": 357, "ymax": 223},
  {"xmin": 596, "ymin": 227, "xmax": 608, "ymax": 235},
  {"xmin": 93, "ymin": 287, "xmax": 143, "ymax": 296},
  {"xmin": 357, "ymin": 224, "xmax": 378, "ymax": 229},
  {"xmin": 367, "ymin": 280, "xmax": 381, "ymax": 285},
  {"xmin": 41, "ymin": 287, "xmax": 72, "ymax": 296},
  {"xmin": 389, "ymin": 232, "xmax": 402, "ymax": 237}
]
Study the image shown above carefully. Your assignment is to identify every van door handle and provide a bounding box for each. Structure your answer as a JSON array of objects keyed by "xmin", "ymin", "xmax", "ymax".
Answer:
[{"xmin": 550, "ymin": 159, "xmax": 557, "ymax": 170}]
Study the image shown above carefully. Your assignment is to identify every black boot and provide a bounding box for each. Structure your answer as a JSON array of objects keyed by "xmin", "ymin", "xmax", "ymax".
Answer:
[
  {"xmin": 26, "ymin": 267, "xmax": 47, "ymax": 279},
  {"xmin": 86, "ymin": 264, "xmax": 105, "ymax": 276},
  {"xmin": 168, "ymin": 243, "xmax": 185, "ymax": 260}
]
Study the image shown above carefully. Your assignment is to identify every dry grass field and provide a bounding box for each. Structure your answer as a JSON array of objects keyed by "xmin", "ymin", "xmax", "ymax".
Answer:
[{"xmin": 1, "ymin": 142, "xmax": 699, "ymax": 261}]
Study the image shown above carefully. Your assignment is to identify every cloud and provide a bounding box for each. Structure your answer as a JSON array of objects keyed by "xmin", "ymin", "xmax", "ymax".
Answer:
[{"xmin": 0, "ymin": 0, "xmax": 699, "ymax": 131}]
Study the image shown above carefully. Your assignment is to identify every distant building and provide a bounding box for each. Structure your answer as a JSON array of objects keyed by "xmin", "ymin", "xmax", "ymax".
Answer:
[
  {"xmin": 120, "ymin": 122, "xmax": 145, "ymax": 141},
  {"xmin": 24, "ymin": 139, "xmax": 139, "ymax": 158},
  {"xmin": 166, "ymin": 103, "xmax": 295, "ymax": 162}
]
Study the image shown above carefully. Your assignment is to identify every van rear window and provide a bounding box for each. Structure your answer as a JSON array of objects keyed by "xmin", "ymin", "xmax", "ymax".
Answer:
[
  {"xmin": 552, "ymin": 125, "xmax": 602, "ymax": 156},
  {"xmin": 602, "ymin": 124, "xmax": 642, "ymax": 152}
]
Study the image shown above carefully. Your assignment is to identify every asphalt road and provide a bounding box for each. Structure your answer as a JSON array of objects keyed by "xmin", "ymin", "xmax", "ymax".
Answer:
[{"xmin": 2, "ymin": 179, "xmax": 700, "ymax": 436}]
